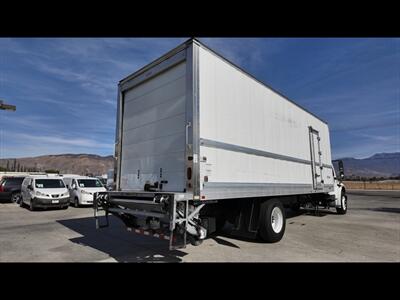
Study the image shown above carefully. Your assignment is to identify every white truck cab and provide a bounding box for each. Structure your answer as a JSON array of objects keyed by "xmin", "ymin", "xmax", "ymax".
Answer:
[
  {"xmin": 63, "ymin": 176, "xmax": 106, "ymax": 207},
  {"xmin": 20, "ymin": 174, "xmax": 69, "ymax": 210},
  {"xmin": 329, "ymin": 161, "xmax": 348, "ymax": 214}
]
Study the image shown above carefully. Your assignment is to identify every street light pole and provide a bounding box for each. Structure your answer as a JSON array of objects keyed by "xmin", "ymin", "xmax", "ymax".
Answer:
[{"xmin": 0, "ymin": 99, "xmax": 16, "ymax": 173}]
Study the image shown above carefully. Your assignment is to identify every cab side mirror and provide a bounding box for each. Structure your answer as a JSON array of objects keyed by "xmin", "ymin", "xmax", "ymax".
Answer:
[{"xmin": 71, "ymin": 183, "xmax": 77, "ymax": 190}]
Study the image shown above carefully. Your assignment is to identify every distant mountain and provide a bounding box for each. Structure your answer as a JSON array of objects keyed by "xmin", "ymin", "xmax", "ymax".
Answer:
[
  {"xmin": 333, "ymin": 152, "xmax": 400, "ymax": 178},
  {"xmin": 0, "ymin": 154, "xmax": 114, "ymax": 176},
  {"xmin": 1, "ymin": 152, "xmax": 398, "ymax": 179}
]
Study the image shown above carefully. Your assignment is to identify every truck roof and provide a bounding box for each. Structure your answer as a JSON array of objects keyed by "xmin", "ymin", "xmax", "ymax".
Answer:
[
  {"xmin": 119, "ymin": 38, "xmax": 328, "ymax": 125},
  {"xmin": 28, "ymin": 175, "xmax": 63, "ymax": 179},
  {"xmin": 62, "ymin": 175, "xmax": 99, "ymax": 180}
]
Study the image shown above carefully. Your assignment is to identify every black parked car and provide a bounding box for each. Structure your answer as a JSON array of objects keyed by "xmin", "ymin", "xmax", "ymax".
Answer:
[{"xmin": 0, "ymin": 176, "xmax": 25, "ymax": 203}]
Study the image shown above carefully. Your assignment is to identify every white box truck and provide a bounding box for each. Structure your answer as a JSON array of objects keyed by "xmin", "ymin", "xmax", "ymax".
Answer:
[{"xmin": 94, "ymin": 38, "xmax": 348, "ymax": 250}]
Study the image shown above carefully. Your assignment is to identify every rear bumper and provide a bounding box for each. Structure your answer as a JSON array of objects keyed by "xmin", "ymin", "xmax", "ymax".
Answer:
[
  {"xmin": 0, "ymin": 192, "xmax": 12, "ymax": 201},
  {"xmin": 94, "ymin": 191, "xmax": 190, "ymax": 221},
  {"xmin": 33, "ymin": 197, "xmax": 70, "ymax": 208}
]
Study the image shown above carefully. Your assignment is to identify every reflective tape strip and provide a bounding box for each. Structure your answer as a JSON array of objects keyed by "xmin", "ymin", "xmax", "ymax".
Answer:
[{"xmin": 127, "ymin": 227, "xmax": 171, "ymax": 241}]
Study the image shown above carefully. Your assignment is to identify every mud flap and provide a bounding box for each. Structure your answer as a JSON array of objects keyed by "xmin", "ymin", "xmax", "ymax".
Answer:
[{"xmin": 230, "ymin": 198, "xmax": 260, "ymax": 239}]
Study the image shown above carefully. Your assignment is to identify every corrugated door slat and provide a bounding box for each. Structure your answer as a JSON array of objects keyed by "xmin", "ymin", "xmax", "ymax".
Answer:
[{"xmin": 120, "ymin": 62, "xmax": 186, "ymax": 191}]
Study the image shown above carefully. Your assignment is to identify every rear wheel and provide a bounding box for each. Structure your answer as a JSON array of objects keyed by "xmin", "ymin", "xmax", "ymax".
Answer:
[
  {"xmin": 258, "ymin": 199, "xmax": 286, "ymax": 243},
  {"xmin": 11, "ymin": 192, "xmax": 21, "ymax": 204},
  {"xmin": 336, "ymin": 191, "xmax": 347, "ymax": 215}
]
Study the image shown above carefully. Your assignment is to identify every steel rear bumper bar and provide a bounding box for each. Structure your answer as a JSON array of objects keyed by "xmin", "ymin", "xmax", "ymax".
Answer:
[{"xmin": 93, "ymin": 191, "xmax": 192, "ymax": 250}]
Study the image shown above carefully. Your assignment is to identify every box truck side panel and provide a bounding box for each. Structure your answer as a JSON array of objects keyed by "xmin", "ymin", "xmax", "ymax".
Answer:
[
  {"xmin": 120, "ymin": 61, "xmax": 187, "ymax": 192},
  {"xmin": 197, "ymin": 46, "xmax": 334, "ymax": 199}
]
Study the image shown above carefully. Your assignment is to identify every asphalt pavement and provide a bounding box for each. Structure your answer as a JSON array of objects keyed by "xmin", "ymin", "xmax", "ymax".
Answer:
[{"xmin": 0, "ymin": 190, "xmax": 398, "ymax": 262}]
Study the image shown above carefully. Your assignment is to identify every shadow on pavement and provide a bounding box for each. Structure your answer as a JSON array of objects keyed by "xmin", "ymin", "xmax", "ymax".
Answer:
[
  {"xmin": 210, "ymin": 236, "xmax": 241, "ymax": 248},
  {"xmin": 57, "ymin": 216, "xmax": 187, "ymax": 262},
  {"xmin": 213, "ymin": 207, "xmax": 334, "ymax": 245},
  {"xmin": 368, "ymin": 207, "xmax": 400, "ymax": 214},
  {"xmin": 20, "ymin": 205, "xmax": 69, "ymax": 212}
]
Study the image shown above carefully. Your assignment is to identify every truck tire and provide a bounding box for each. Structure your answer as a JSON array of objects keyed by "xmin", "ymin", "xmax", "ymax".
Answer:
[
  {"xmin": 258, "ymin": 199, "xmax": 286, "ymax": 243},
  {"xmin": 336, "ymin": 191, "xmax": 347, "ymax": 215},
  {"xmin": 189, "ymin": 236, "xmax": 203, "ymax": 246}
]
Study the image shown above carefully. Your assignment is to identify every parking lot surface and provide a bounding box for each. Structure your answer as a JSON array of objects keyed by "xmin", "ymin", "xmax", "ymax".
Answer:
[{"xmin": 0, "ymin": 190, "xmax": 399, "ymax": 262}]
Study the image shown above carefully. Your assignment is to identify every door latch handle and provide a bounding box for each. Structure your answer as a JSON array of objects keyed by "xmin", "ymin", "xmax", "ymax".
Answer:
[{"xmin": 185, "ymin": 122, "xmax": 192, "ymax": 144}]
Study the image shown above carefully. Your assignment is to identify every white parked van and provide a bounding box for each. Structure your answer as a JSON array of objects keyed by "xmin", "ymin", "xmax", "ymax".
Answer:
[
  {"xmin": 63, "ymin": 176, "xmax": 106, "ymax": 207},
  {"xmin": 20, "ymin": 175, "xmax": 69, "ymax": 210}
]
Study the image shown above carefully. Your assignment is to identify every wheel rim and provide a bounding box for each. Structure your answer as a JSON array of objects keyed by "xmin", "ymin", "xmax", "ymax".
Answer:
[
  {"xmin": 342, "ymin": 195, "xmax": 347, "ymax": 210},
  {"xmin": 271, "ymin": 207, "xmax": 283, "ymax": 233},
  {"xmin": 12, "ymin": 194, "xmax": 20, "ymax": 203}
]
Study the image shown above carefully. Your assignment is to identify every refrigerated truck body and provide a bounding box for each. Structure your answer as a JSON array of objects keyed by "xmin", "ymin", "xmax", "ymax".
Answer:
[{"xmin": 94, "ymin": 38, "xmax": 347, "ymax": 249}]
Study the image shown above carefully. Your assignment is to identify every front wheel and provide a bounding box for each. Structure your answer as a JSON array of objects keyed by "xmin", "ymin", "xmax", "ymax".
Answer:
[
  {"xmin": 336, "ymin": 192, "xmax": 348, "ymax": 215},
  {"xmin": 258, "ymin": 199, "xmax": 286, "ymax": 243},
  {"xmin": 189, "ymin": 235, "xmax": 203, "ymax": 246},
  {"xmin": 29, "ymin": 199, "xmax": 36, "ymax": 211}
]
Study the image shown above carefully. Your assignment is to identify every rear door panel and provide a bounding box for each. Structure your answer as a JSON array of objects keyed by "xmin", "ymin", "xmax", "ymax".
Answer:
[{"xmin": 120, "ymin": 61, "xmax": 187, "ymax": 192}]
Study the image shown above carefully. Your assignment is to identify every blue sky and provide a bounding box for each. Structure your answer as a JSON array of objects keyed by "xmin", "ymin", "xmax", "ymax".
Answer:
[{"xmin": 0, "ymin": 38, "xmax": 398, "ymax": 159}]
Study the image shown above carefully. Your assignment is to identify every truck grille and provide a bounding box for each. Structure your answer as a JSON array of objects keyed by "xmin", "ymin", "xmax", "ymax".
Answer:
[{"xmin": 51, "ymin": 194, "xmax": 59, "ymax": 198}]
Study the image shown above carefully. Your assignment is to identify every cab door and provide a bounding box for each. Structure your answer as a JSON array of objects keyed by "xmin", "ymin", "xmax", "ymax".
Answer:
[{"xmin": 22, "ymin": 178, "xmax": 31, "ymax": 203}]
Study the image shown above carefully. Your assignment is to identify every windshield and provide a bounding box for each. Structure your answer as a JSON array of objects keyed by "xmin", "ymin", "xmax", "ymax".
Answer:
[
  {"xmin": 35, "ymin": 179, "xmax": 65, "ymax": 189},
  {"xmin": 77, "ymin": 179, "xmax": 103, "ymax": 188}
]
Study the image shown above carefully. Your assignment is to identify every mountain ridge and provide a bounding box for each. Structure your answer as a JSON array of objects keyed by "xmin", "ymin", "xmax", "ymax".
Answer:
[
  {"xmin": 334, "ymin": 152, "xmax": 400, "ymax": 178},
  {"xmin": 1, "ymin": 152, "xmax": 398, "ymax": 178},
  {"xmin": 0, "ymin": 154, "xmax": 114, "ymax": 175}
]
